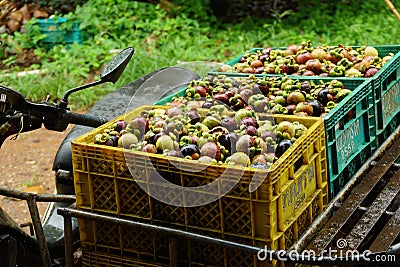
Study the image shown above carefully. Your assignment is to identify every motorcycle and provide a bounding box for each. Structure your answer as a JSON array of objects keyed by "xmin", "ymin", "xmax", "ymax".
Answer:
[
  {"xmin": 0, "ymin": 47, "xmax": 202, "ymax": 266},
  {"xmin": 2, "ymin": 47, "xmax": 400, "ymax": 267}
]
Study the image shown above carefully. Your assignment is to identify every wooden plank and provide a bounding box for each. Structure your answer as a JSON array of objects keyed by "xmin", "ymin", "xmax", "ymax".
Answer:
[
  {"xmin": 306, "ymin": 137, "xmax": 400, "ymax": 253},
  {"xmin": 343, "ymin": 170, "xmax": 400, "ymax": 251},
  {"xmin": 369, "ymin": 181, "xmax": 400, "ymax": 252}
]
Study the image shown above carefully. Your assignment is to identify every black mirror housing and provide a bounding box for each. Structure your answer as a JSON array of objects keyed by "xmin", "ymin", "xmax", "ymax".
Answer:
[
  {"xmin": 59, "ymin": 47, "xmax": 134, "ymax": 107},
  {"xmin": 100, "ymin": 47, "xmax": 134, "ymax": 83}
]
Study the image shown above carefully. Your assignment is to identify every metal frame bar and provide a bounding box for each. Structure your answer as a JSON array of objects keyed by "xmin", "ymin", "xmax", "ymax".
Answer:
[
  {"xmin": 57, "ymin": 207, "xmax": 261, "ymax": 252},
  {"xmin": 0, "ymin": 187, "xmax": 75, "ymax": 267}
]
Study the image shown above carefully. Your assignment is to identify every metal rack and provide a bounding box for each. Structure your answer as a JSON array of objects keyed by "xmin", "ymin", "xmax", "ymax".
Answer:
[{"xmin": 0, "ymin": 188, "xmax": 75, "ymax": 267}]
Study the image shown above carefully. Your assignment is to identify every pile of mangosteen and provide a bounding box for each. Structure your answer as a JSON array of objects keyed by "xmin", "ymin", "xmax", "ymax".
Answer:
[
  {"xmin": 92, "ymin": 40, "xmax": 383, "ymax": 170},
  {"xmin": 93, "ymin": 104, "xmax": 308, "ymax": 169},
  {"xmin": 173, "ymin": 74, "xmax": 351, "ymax": 117},
  {"xmin": 219, "ymin": 41, "xmax": 393, "ymax": 77}
]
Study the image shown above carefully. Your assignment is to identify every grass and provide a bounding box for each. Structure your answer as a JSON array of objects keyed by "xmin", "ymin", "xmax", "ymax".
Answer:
[{"xmin": 0, "ymin": 0, "xmax": 399, "ymax": 110}]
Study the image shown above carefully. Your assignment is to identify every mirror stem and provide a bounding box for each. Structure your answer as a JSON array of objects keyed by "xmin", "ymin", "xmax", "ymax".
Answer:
[{"xmin": 59, "ymin": 80, "xmax": 104, "ymax": 109}]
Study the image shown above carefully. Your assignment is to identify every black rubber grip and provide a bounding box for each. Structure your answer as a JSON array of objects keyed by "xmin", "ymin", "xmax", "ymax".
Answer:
[{"xmin": 64, "ymin": 112, "xmax": 107, "ymax": 128}]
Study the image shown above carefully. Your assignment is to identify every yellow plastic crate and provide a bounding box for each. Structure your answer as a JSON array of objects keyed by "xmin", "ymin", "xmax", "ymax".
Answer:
[
  {"xmin": 72, "ymin": 105, "xmax": 328, "ymax": 242},
  {"xmin": 79, "ymin": 190, "xmax": 324, "ymax": 267},
  {"xmin": 82, "ymin": 249, "xmax": 167, "ymax": 267}
]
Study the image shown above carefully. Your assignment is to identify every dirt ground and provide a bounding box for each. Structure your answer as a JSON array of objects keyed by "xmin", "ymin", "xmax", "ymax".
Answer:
[{"xmin": 0, "ymin": 126, "xmax": 72, "ymax": 229}]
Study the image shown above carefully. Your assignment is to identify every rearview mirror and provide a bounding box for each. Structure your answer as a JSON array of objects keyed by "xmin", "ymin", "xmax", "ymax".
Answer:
[
  {"xmin": 59, "ymin": 47, "xmax": 134, "ymax": 108},
  {"xmin": 100, "ymin": 47, "xmax": 135, "ymax": 83}
]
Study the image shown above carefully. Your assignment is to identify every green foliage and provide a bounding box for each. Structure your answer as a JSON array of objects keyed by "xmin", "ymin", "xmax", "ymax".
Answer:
[
  {"xmin": 167, "ymin": 0, "xmax": 216, "ymax": 24},
  {"xmin": 12, "ymin": 19, "xmax": 48, "ymax": 49},
  {"xmin": 0, "ymin": 0, "xmax": 399, "ymax": 110},
  {"xmin": 284, "ymin": 0, "xmax": 400, "ymax": 46}
]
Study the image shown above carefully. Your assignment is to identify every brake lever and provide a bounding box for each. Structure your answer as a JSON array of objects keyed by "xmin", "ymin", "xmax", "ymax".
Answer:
[
  {"xmin": 0, "ymin": 85, "xmax": 60, "ymax": 147},
  {"xmin": 0, "ymin": 84, "xmax": 100, "ymax": 134},
  {"xmin": 0, "ymin": 85, "xmax": 59, "ymax": 117},
  {"xmin": 0, "ymin": 112, "xmax": 44, "ymax": 147}
]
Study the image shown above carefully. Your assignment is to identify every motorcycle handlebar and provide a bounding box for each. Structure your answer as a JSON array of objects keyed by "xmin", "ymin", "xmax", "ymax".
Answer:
[{"xmin": 62, "ymin": 111, "xmax": 108, "ymax": 128}]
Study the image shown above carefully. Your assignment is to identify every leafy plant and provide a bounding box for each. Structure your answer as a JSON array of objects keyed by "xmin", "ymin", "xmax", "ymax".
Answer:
[
  {"xmin": 0, "ymin": 0, "xmax": 399, "ymax": 110},
  {"xmin": 12, "ymin": 19, "xmax": 48, "ymax": 48}
]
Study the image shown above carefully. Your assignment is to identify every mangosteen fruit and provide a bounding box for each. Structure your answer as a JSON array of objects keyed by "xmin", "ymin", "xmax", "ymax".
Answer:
[
  {"xmin": 165, "ymin": 106, "xmax": 183, "ymax": 118},
  {"xmin": 118, "ymin": 132, "xmax": 139, "ymax": 149},
  {"xmin": 113, "ymin": 120, "xmax": 127, "ymax": 132},
  {"xmin": 236, "ymin": 135, "xmax": 254, "ymax": 154},
  {"xmin": 317, "ymin": 88, "xmax": 333, "ymax": 106},
  {"xmin": 227, "ymin": 152, "xmax": 250, "ymax": 167},
  {"xmin": 185, "ymin": 110, "xmax": 201, "ymax": 124},
  {"xmin": 275, "ymin": 139, "xmax": 293, "ymax": 158},
  {"xmin": 308, "ymin": 100, "xmax": 324, "ymax": 117},
  {"xmin": 245, "ymin": 125, "xmax": 258, "ymax": 136},
  {"xmin": 180, "ymin": 144, "xmax": 201, "ymax": 159},
  {"xmin": 295, "ymin": 102, "xmax": 314, "ymax": 116},
  {"xmin": 142, "ymin": 144, "xmax": 157, "ymax": 153},
  {"xmin": 287, "ymin": 91, "xmax": 306, "ymax": 105},
  {"xmin": 217, "ymin": 132, "xmax": 238, "ymax": 155},
  {"xmin": 129, "ymin": 116, "xmax": 149, "ymax": 136},
  {"xmin": 276, "ymin": 121, "xmax": 295, "ymax": 139},
  {"xmin": 240, "ymin": 116, "xmax": 258, "ymax": 128},
  {"xmin": 200, "ymin": 142, "xmax": 221, "ymax": 160},
  {"xmin": 221, "ymin": 117, "xmax": 238, "ymax": 132},
  {"xmin": 156, "ymin": 135, "xmax": 176, "ymax": 152}
]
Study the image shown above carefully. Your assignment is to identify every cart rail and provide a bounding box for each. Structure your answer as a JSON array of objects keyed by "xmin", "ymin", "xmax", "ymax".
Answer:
[{"xmin": 0, "ymin": 188, "xmax": 75, "ymax": 267}]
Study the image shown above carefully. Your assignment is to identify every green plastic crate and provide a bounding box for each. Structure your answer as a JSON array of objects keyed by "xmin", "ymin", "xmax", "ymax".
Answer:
[
  {"xmin": 155, "ymin": 76, "xmax": 376, "ymax": 199},
  {"xmin": 209, "ymin": 45, "xmax": 400, "ymax": 149},
  {"xmin": 371, "ymin": 47, "xmax": 400, "ymax": 146},
  {"xmin": 323, "ymin": 79, "xmax": 376, "ymax": 197},
  {"xmin": 37, "ymin": 18, "xmax": 83, "ymax": 48}
]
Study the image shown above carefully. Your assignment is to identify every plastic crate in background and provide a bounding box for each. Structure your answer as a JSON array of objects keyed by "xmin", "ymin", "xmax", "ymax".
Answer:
[
  {"xmin": 72, "ymin": 105, "xmax": 328, "ymax": 248},
  {"xmin": 37, "ymin": 17, "xmax": 83, "ymax": 48},
  {"xmin": 155, "ymin": 76, "xmax": 376, "ymax": 199}
]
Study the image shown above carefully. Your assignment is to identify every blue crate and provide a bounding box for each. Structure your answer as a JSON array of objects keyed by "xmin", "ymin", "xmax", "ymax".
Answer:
[{"xmin": 37, "ymin": 18, "xmax": 83, "ymax": 48}]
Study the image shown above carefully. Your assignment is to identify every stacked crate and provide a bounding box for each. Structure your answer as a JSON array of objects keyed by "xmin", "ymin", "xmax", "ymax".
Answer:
[
  {"xmin": 73, "ymin": 107, "xmax": 328, "ymax": 266},
  {"xmin": 73, "ymin": 44, "xmax": 400, "ymax": 266},
  {"xmin": 207, "ymin": 45, "xmax": 400, "ymax": 197}
]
